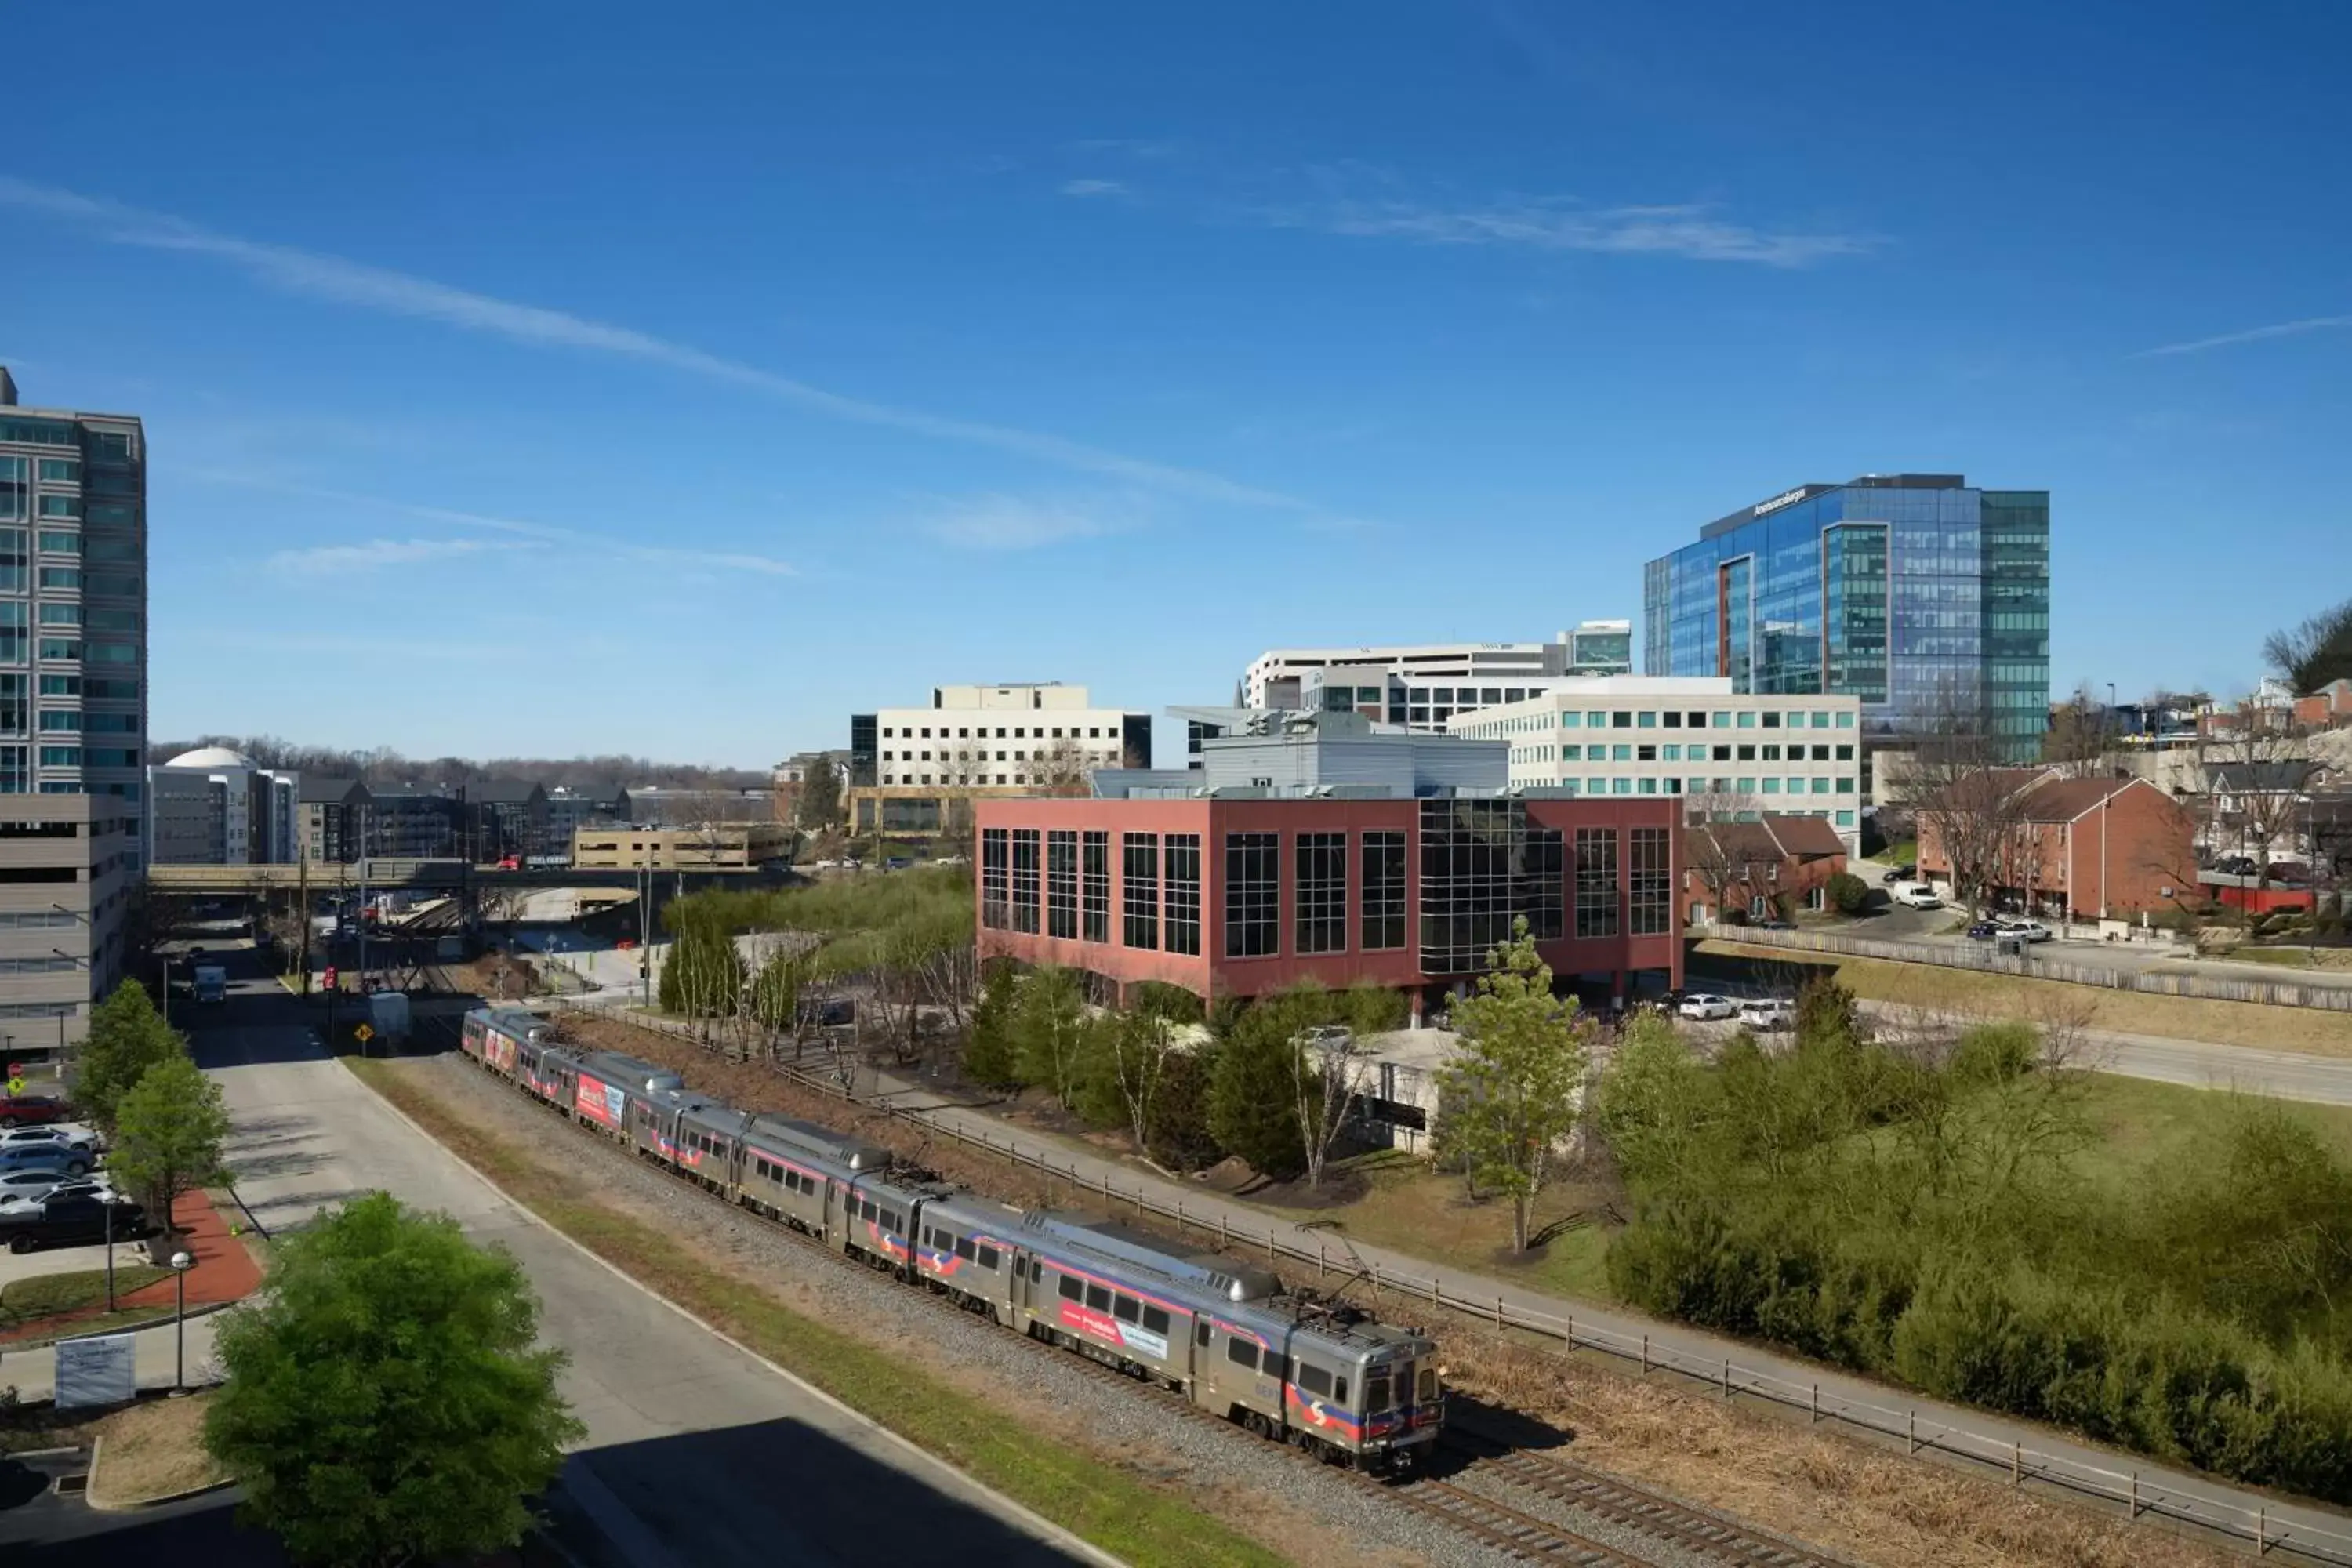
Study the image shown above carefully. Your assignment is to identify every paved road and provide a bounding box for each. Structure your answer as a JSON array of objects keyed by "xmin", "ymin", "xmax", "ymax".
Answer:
[{"xmin": 162, "ymin": 959, "xmax": 1103, "ymax": 1568}]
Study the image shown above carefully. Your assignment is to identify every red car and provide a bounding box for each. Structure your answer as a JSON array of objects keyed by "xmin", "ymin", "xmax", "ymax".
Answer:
[{"xmin": 0, "ymin": 1094, "xmax": 68, "ymax": 1129}]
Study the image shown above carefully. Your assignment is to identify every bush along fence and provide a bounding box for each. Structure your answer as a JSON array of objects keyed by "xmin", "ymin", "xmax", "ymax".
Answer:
[
  {"xmin": 554, "ymin": 994, "xmax": 2352, "ymax": 1566},
  {"xmin": 1708, "ymin": 926, "xmax": 2352, "ymax": 1011}
]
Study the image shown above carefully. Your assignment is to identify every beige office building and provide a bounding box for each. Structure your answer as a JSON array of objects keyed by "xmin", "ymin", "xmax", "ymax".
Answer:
[{"xmin": 571, "ymin": 822, "xmax": 793, "ymax": 870}]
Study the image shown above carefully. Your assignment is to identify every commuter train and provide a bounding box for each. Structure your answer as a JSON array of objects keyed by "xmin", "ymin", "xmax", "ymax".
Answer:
[{"xmin": 459, "ymin": 1006, "xmax": 1444, "ymax": 1470}]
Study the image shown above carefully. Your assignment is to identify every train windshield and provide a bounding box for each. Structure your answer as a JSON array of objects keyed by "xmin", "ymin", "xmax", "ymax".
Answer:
[{"xmin": 1365, "ymin": 1370, "xmax": 1392, "ymax": 1411}]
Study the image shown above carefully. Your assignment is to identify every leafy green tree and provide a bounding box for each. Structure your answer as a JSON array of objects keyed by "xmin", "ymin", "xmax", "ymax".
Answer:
[
  {"xmin": 1207, "ymin": 1003, "xmax": 1308, "ymax": 1179},
  {"xmin": 659, "ymin": 915, "xmax": 745, "ymax": 1018},
  {"xmin": 205, "ymin": 1192, "xmax": 583, "ymax": 1568},
  {"xmin": 1794, "ymin": 977, "xmax": 1866, "ymax": 1049},
  {"xmin": 797, "ymin": 753, "xmax": 845, "ymax": 829},
  {"xmin": 74, "ymin": 978, "xmax": 187, "ymax": 1132},
  {"xmin": 1435, "ymin": 922, "xmax": 1592, "ymax": 1250},
  {"xmin": 1011, "ymin": 967, "xmax": 1094, "ymax": 1107},
  {"xmin": 109, "ymin": 1054, "xmax": 230, "ymax": 1244},
  {"xmin": 1825, "ymin": 870, "xmax": 1869, "ymax": 916}
]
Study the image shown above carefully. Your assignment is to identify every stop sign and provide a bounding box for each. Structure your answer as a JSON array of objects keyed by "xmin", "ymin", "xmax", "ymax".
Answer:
[{"xmin": 324, "ymin": 966, "xmax": 339, "ymax": 989}]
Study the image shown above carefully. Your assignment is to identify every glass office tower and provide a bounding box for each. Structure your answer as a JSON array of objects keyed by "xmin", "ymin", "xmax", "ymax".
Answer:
[{"xmin": 1642, "ymin": 475, "xmax": 2049, "ymax": 760}]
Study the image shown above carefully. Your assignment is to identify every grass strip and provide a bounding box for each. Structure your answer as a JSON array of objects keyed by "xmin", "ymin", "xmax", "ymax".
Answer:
[
  {"xmin": 1695, "ymin": 938, "xmax": 2352, "ymax": 1055},
  {"xmin": 2, "ymin": 1264, "xmax": 171, "ymax": 1324},
  {"xmin": 343, "ymin": 1057, "xmax": 1287, "ymax": 1568}
]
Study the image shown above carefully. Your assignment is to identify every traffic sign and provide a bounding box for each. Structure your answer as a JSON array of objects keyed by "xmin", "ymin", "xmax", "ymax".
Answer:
[
  {"xmin": 354, "ymin": 1024, "xmax": 375, "ymax": 1044},
  {"xmin": 324, "ymin": 966, "xmax": 339, "ymax": 989}
]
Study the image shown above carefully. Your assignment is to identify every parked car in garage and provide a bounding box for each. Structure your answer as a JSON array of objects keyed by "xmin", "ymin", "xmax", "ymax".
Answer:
[
  {"xmin": 1737, "ymin": 997, "xmax": 1798, "ymax": 1031},
  {"xmin": 1, "ymin": 1191, "xmax": 149, "ymax": 1254},
  {"xmin": 1676, "ymin": 993, "xmax": 1738, "ymax": 1021}
]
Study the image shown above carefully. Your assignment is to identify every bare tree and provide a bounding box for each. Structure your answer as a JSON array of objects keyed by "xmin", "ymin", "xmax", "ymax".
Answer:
[
  {"xmin": 1032, "ymin": 737, "xmax": 1094, "ymax": 797},
  {"xmin": 1681, "ymin": 813, "xmax": 1779, "ymax": 924},
  {"xmin": 2264, "ymin": 597, "xmax": 2352, "ymax": 695},
  {"xmin": 1898, "ymin": 691, "xmax": 2036, "ymax": 917},
  {"xmin": 1104, "ymin": 1007, "xmax": 1180, "ymax": 1153},
  {"xmin": 2203, "ymin": 706, "xmax": 2320, "ymax": 887},
  {"xmin": 1293, "ymin": 1025, "xmax": 1376, "ymax": 1190},
  {"xmin": 2042, "ymin": 682, "xmax": 2117, "ymax": 779}
]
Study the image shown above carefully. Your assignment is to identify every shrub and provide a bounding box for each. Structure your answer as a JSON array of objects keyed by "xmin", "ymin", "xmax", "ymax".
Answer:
[{"xmin": 1825, "ymin": 870, "xmax": 1870, "ymax": 916}]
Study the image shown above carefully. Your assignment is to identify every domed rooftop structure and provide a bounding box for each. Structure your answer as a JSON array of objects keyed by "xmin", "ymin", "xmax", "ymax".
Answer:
[{"xmin": 165, "ymin": 746, "xmax": 256, "ymax": 770}]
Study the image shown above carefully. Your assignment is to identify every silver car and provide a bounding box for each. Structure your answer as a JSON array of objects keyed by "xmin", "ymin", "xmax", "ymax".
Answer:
[{"xmin": 0, "ymin": 1141, "xmax": 93, "ymax": 1178}]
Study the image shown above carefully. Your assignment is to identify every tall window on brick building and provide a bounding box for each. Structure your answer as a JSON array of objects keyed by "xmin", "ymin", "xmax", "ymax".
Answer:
[
  {"xmin": 1524, "ymin": 827, "xmax": 1563, "ymax": 939},
  {"xmin": 1361, "ymin": 829, "xmax": 1406, "ymax": 950},
  {"xmin": 1629, "ymin": 826, "xmax": 1673, "ymax": 935},
  {"xmin": 1574, "ymin": 827, "xmax": 1619, "ymax": 939},
  {"xmin": 981, "ymin": 828, "xmax": 1010, "ymax": 930},
  {"xmin": 1163, "ymin": 833, "xmax": 1201, "ymax": 956},
  {"xmin": 1295, "ymin": 831, "xmax": 1348, "ymax": 954},
  {"xmin": 1225, "ymin": 832, "xmax": 1279, "ymax": 957},
  {"xmin": 1011, "ymin": 828, "xmax": 1041, "ymax": 935},
  {"xmin": 1047, "ymin": 829, "xmax": 1078, "ymax": 939},
  {"xmin": 1081, "ymin": 830, "xmax": 1110, "ymax": 942},
  {"xmin": 1122, "ymin": 831, "xmax": 1160, "ymax": 949}
]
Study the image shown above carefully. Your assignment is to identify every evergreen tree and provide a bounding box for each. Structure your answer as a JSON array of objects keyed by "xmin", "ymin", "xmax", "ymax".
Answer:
[
  {"xmin": 961, "ymin": 964, "xmax": 1025, "ymax": 1088},
  {"xmin": 1207, "ymin": 1004, "xmax": 1307, "ymax": 1179}
]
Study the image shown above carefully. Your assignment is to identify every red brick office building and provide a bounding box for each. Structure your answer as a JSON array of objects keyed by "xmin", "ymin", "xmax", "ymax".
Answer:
[{"xmin": 973, "ymin": 793, "xmax": 1682, "ymax": 1013}]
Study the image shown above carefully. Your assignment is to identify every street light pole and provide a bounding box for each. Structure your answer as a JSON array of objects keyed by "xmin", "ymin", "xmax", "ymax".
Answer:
[{"xmin": 170, "ymin": 1249, "xmax": 194, "ymax": 1392}]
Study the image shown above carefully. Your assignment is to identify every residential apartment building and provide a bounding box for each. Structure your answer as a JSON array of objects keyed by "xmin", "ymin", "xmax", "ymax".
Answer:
[
  {"xmin": 459, "ymin": 780, "xmax": 547, "ymax": 862},
  {"xmin": 1685, "ymin": 815, "xmax": 1851, "ymax": 927},
  {"xmin": 296, "ymin": 777, "xmax": 368, "ymax": 865},
  {"xmin": 143, "ymin": 746, "xmax": 298, "ymax": 866},
  {"xmin": 572, "ymin": 822, "xmax": 792, "ymax": 870},
  {"xmin": 1915, "ymin": 771, "xmax": 2197, "ymax": 919},
  {"xmin": 545, "ymin": 782, "xmax": 630, "ymax": 848},
  {"xmin": 1447, "ymin": 678, "xmax": 1866, "ymax": 853},
  {"xmin": 848, "ymin": 684, "xmax": 1150, "ymax": 835},
  {"xmin": 0, "ymin": 368, "xmax": 144, "ymax": 1043},
  {"xmin": 974, "ymin": 718, "xmax": 1680, "ymax": 1013},
  {"xmin": 1240, "ymin": 623, "xmax": 1637, "ymax": 729},
  {"xmin": 1643, "ymin": 474, "xmax": 2050, "ymax": 761},
  {"xmin": 361, "ymin": 784, "xmax": 457, "ymax": 858}
]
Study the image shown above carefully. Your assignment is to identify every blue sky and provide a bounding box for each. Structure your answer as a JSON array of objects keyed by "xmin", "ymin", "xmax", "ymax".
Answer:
[{"xmin": 3, "ymin": 2, "xmax": 2345, "ymax": 768}]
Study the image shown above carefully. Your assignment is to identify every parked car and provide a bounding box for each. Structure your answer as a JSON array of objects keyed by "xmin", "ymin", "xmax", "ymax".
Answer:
[
  {"xmin": 1, "ymin": 1192, "xmax": 149, "ymax": 1254},
  {"xmin": 0, "ymin": 1094, "xmax": 69, "ymax": 1129},
  {"xmin": 2212, "ymin": 855, "xmax": 2258, "ymax": 876},
  {"xmin": 1737, "ymin": 997, "xmax": 1798, "ymax": 1032},
  {"xmin": 1751, "ymin": 917, "xmax": 1798, "ymax": 931},
  {"xmin": 1296, "ymin": 1023, "xmax": 1354, "ymax": 1049},
  {"xmin": 1892, "ymin": 884, "xmax": 1944, "ymax": 910},
  {"xmin": 1965, "ymin": 920, "xmax": 2002, "ymax": 941},
  {"xmin": 1676, "ymin": 993, "xmax": 1738, "ymax": 1021},
  {"xmin": 0, "ymin": 1171, "xmax": 113, "ymax": 1209},
  {"xmin": 0, "ymin": 1141, "xmax": 92, "ymax": 1178},
  {"xmin": 1881, "ymin": 865, "xmax": 1918, "ymax": 884},
  {"xmin": 0, "ymin": 1123, "xmax": 98, "ymax": 1153},
  {"xmin": 2005, "ymin": 920, "xmax": 2055, "ymax": 943}
]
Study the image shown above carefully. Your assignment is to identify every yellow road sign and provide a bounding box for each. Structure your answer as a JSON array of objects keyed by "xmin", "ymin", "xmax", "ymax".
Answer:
[{"xmin": 354, "ymin": 1024, "xmax": 376, "ymax": 1043}]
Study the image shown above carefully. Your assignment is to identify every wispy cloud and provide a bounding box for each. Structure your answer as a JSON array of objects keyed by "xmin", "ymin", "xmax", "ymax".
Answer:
[
  {"xmin": 1259, "ymin": 191, "xmax": 1873, "ymax": 267},
  {"xmin": 197, "ymin": 471, "xmax": 800, "ymax": 579},
  {"xmin": 2134, "ymin": 314, "xmax": 2352, "ymax": 358},
  {"xmin": 924, "ymin": 493, "xmax": 1142, "ymax": 551},
  {"xmin": 1058, "ymin": 178, "xmax": 1131, "ymax": 200},
  {"xmin": 266, "ymin": 536, "xmax": 539, "ymax": 578},
  {"xmin": 0, "ymin": 177, "xmax": 1317, "ymax": 514}
]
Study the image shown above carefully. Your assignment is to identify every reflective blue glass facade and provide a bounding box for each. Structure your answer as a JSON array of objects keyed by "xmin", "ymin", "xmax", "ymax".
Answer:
[{"xmin": 1642, "ymin": 476, "xmax": 2049, "ymax": 760}]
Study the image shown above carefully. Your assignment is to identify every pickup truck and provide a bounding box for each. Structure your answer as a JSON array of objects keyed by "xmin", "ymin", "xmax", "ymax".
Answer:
[{"xmin": 2, "ymin": 1192, "xmax": 149, "ymax": 1254}]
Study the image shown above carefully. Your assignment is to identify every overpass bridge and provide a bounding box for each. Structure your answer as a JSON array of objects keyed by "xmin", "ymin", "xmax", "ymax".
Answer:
[{"xmin": 147, "ymin": 860, "xmax": 798, "ymax": 896}]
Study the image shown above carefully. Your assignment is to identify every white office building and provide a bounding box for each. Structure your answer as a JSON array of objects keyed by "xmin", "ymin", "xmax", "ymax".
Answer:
[
  {"xmin": 847, "ymin": 684, "xmax": 1151, "ymax": 833},
  {"xmin": 1447, "ymin": 677, "xmax": 1866, "ymax": 852},
  {"xmin": 1242, "ymin": 623, "xmax": 1636, "ymax": 729},
  {"xmin": 145, "ymin": 746, "xmax": 299, "ymax": 866}
]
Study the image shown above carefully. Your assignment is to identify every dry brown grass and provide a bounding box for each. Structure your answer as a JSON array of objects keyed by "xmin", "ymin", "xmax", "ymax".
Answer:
[
  {"xmin": 1698, "ymin": 939, "xmax": 2352, "ymax": 1056},
  {"xmin": 1435, "ymin": 1321, "xmax": 2237, "ymax": 1568},
  {"xmin": 560, "ymin": 1010, "xmax": 2249, "ymax": 1568},
  {"xmin": 89, "ymin": 1392, "xmax": 228, "ymax": 1508}
]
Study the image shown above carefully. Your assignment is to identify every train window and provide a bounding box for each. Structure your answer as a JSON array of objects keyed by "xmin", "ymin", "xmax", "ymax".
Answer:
[
  {"xmin": 884, "ymin": 1210, "xmax": 903, "ymax": 1234},
  {"xmin": 1112, "ymin": 1294, "xmax": 1139, "ymax": 1324},
  {"xmin": 859, "ymin": 1200, "xmax": 877, "ymax": 1221},
  {"xmin": 1058, "ymin": 1275, "xmax": 1083, "ymax": 1302},
  {"xmin": 1297, "ymin": 1364, "xmax": 1332, "ymax": 1398},
  {"xmin": 1029, "ymin": 1258, "xmax": 1043, "ymax": 1282},
  {"xmin": 953, "ymin": 1237, "xmax": 975, "ymax": 1262},
  {"xmin": 1334, "ymin": 1377, "xmax": 1348, "ymax": 1403},
  {"xmin": 1367, "ymin": 1373, "xmax": 1391, "ymax": 1410},
  {"xmin": 1196, "ymin": 1322, "xmax": 1211, "ymax": 1347},
  {"xmin": 977, "ymin": 1245, "xmax": 1000, "ymax": 1270},
  {"xmin": 1084, "ymin": 1284, "xmax": 1111, "ymax": 1313},
  {"xmin": 1418, "ymin": 1369, "xmax": 1437, "ymax": 1401},
  {"xmin": 1142, "ymin": 1306, "xmax": 1170, "ymax": 1335},
  {"xmin": 1225, "ymin": 1338, "xmax": 1257, "ymax": 1368}
]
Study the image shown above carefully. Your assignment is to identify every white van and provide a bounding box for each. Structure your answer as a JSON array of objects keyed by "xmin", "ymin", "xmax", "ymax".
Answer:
[{"xmin": 1892, "ymin": 883, "xmax": 1943, "ymax": 910}]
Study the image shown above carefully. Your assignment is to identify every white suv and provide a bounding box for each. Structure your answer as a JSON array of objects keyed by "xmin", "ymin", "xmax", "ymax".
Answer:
[
  {"xmin": 1676, "ymin": 993, "xmax": 1737, "ymax": 1021},
  {"xmin": 1737, "ymin": 997, "xmax": 1798, "ymax": 1032}
]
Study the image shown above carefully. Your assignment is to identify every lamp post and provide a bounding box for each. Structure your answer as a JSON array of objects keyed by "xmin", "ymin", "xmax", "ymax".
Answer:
[{"xmin": 169, "ymin": 1249, "xmax": 195, "ymax": 1393}]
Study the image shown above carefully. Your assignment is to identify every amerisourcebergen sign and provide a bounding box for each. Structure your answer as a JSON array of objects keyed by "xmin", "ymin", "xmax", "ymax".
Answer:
[{"xmin": 1752, "ymin": 487, "xmax": 1809, "ymax": 517}]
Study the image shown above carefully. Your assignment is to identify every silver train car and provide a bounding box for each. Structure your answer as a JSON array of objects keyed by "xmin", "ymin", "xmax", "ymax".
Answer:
[{"xmin": 457, "ymin": 1007, "xmax": 1444, "ymax": 1470}]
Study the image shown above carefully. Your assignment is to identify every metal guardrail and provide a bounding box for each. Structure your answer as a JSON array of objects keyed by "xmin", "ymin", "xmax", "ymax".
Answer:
[
  {"xmin": 1706, "ymin": 926, "xmax": 2352, "ymax": 1011},
  {"xmin": 554, "ymin": 994, "xmax": 2352, "ymax": 1565}
]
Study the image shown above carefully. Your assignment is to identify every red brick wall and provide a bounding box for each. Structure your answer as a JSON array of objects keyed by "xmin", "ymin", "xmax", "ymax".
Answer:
[
  {"xmin": 2061, "ymin": 785, "xmax": 2198, "ymax": 916},
  {"xmin": 974, "ymin": 795, "xmax": 1682, "ymax": 1002}
]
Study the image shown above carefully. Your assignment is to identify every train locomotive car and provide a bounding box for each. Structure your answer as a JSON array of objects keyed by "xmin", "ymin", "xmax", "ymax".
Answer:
[
  {"xmin": 459, "ymin": 1006, "xmax": 547, "ymax": 1076},
  {"xmin": 569, "ymin": 1051, "xmax": 682, "ymax": 1138}
]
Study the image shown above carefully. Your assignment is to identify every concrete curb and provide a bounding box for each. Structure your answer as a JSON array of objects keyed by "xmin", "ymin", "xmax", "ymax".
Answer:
[{"xmin": 339, "ymin": 1058, "xmax": 1129, "ymax": 1568}]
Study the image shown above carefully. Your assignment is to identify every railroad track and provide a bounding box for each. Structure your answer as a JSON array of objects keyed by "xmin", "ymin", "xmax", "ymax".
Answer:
[
  {"xmin": 472, "ymin": 1055, "xmax": 1826, "ymax": 1568},
  {"xmin": 1446, "ymin": 1425, "xmax": 1852, "ymax": 1566}
]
